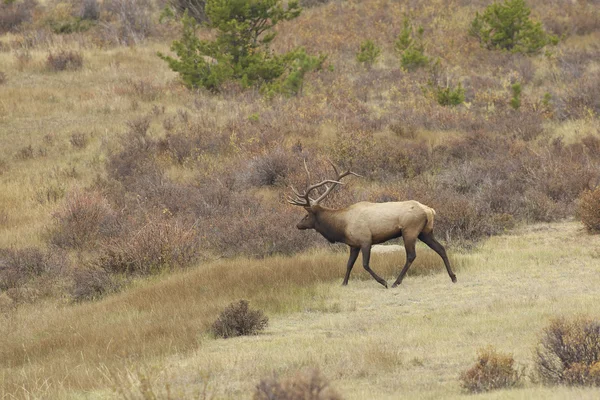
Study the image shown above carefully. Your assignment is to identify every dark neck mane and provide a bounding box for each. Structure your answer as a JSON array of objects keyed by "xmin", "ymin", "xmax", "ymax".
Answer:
[{"xmin": 314, "ymin": 206, "xmax": 347, "ymax": 244}]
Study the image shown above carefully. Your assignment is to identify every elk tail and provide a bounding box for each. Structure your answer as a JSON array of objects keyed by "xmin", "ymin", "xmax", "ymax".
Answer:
[{"xmin": 423, "ymin": 206, "xmax": 436, "ymax": 233}]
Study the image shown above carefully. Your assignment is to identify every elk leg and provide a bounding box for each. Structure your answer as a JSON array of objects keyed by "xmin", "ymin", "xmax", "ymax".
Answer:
[
  {"xmin": 361, "ymin": 246, "xmax": 388, "ymax": 288},
  {"xmin": 391, "ymin": 237, "xmax": 417, "ymax": 288},
  {"xmin": 418, "ymin": 231, "xmax": 457, "ymax": 283},
  {"xmin": 342, "ymin": 247, "xmax": 360, "ymax": 285}
]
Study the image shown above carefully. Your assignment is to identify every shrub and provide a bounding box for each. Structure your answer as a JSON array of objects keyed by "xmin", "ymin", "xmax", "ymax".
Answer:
[
  {"xmin": 395, "ymin": 17, "xmax": 428, "ymax": 71},
  {"xmin": 102, "ymin": 0, "xmax": 154, "ymax": 45},
  {"xmin": 535, "ymin": 316, "xmax": 600, "ymax": 386},
  {"xmin": 469, "ymin": 0, "xmax": 557, "ymax": 54},
  {"xmin": 0, "ymin": 71, "xmax": 6, "ymax": 85},
  {"xmin": 510, "ymin": 82, "xmax": 521, "ymax": 110},
  {"xmin": 49, "ymin": 189, "xmax": 119, "ymax": 249},
  {"xmin": 576, "ymin": 188, "xmax": 600, "ymax": 233},
  {"xmin": 70, "ymin": 266, "xmax": 120, "ymax": 302},
  {"xmin": 167, "ymin": 0, "xmax": 206, "ymax": 22},
  {"xmin": 254, "ymin": 369, "xmax": 342, "ymax": 400},
  {"xmin": 46, "ymin": 50, "xmax": 84, "ymax": 71},
  {"xmin": 460, "ymin": 346, "xmax": 521, "ymax": 393},
  {"xmin": 211, "ymin": 299, "xmax": 268, "ymax": 339},
  {"xmin": 0, "ymin": 247, "xmax": 67, "ymax": 291},
  {"xmin": 356, "ymin": 39, "xmax": 381, "ymax": 68},
  {"xmin": 435, "ymin": 82, "xmax": 465, "ymax": 107},
  {"xmin": 98, "ymin": 218, "xmax": 201, "ymax": 275},
  {"xmin": 0, "ymin": 0, "xmax": 37, "ymax": 33}
]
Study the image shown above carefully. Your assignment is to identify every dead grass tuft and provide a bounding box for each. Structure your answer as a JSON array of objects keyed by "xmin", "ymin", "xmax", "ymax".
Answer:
[
  {"xmin": 254, "ymin": 369, "xmax": 342, "ymax": 400},
  {"xmin": 211, "ymin": 299, "xmax": 269, "ymax": 339},
  {"xmin": 460, "ymin": 346, "xmax": 521, "ymax": 393},
  {"xmin": 578, "ymin": 187, "xmax": 600, "ymax": 233}
]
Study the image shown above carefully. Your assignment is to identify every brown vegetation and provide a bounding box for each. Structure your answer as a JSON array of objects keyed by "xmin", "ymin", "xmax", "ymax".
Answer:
[
  {"xmin": 211, "ymin": 299, "xmax": 269, "ymax": 339},
  {"xmin": 460, "ymin": 346, "xmax": 521, "ymax": 393},
  {"xmin": 254, "ymin": 369, "xmax": 342, "ymax": 400},
  {"xmin": 536, "ymin": 316, "xmax": 600, "ymax": 386}
]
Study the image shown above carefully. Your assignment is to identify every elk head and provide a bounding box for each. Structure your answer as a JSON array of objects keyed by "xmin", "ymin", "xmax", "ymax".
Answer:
[{"xmin": 287, "ymin": 160, "xmax": 361, "ymax": 230}]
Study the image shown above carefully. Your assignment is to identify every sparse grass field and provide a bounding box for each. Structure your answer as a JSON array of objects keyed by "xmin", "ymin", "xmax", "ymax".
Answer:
[
  {"xmin": 1, "ymin": 0, "xmax": 600, "ymax": 398},
  {"xmin": 1, "ymin": 221, "xmax": 600, "ymax": 399}
]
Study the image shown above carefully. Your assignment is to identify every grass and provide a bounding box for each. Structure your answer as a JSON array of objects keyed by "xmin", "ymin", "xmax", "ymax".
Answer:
[
  {"xmin": 1, "ymin": 221, "xmax": 600, "ymax": 398},
  {"xmin": 1, "ymin": 0, "xmax": 599, "ymax": 398}
]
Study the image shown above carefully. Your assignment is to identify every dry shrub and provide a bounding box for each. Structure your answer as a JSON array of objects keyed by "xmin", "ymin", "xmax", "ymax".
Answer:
[
  {"xmin": 0, "ymin": 71, "xmax": 6, "ymax": 85},
  {"xmin": 535, "ymin": 317, "xmax": 600, "ymax": 386},
  {"xmin": 578, "ymin": 187, "xmax": 600, "ymax": 233},
  {"xmin": 254, "ymin": 369, "xmax": 342, "ymax": 400},
  {"xmin": 460, "ymin": 346, "xmax": 521, "ymax": 393},
  {"xmin": 46, "ymin": 50, "xmax": 84, "ymax": 71},
  {"xmin": 98, "ymin": 218, "xmax": 201, "ymax": 275},
  {"xmin": 49, "ymin": 189, "xmax": 120, "ymax": 250},
  {"xmin": 101, "ymin": 0, "xmax": 155, "ymax": 45},
  {"xmin": 126, "ymin": 78, "xmax": 161, "ymax": 102},
  {"xmin": 0, "ymin": 247, "xmax": 67, "ymax": 291},
  {"xmin": 245, "ymin": 148, "xmax": 294, "ymax": 187},
  {"xmin": 70, "ymin": 266, "xmax": 120, "ymax": 302},
  {"xmin": 0, "ymin": 0, "xmax": 37, "ymax": 33},
  {"xmin": 211, "ymin": 299, "xmax": 268, "ymax": 339},
  {"xmin": 69, "ymin": 132, "xmax": 89, "ymax": 149}
]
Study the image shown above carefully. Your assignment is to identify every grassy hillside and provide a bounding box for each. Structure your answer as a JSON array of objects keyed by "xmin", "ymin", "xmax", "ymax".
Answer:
[
  {"xmin": 1, "ymin": 0, "xmax": 600, "ymax": 398},
  {"xmin": 2, "ymin": 221, "xmax": 600, "ymax": 399}
]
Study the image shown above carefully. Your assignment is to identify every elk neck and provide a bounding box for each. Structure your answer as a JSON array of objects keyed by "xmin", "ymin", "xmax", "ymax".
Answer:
[{"xmin": 312, "ymin": 205, "xmax": 348, "ymax": 244}]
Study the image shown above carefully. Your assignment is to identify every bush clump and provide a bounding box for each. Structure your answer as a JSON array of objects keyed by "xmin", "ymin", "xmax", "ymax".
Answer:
[
  {"xmin": 211, "ymin": 299, "xmax": 268, "ymax": 339},
  {"xmin": 469, "ymin": 0, "xmax": 557, "ymax": 54},
  {"xmin": 254, "ymin": 369, "xmax": 342, "ymax": 400},
  {"xmin": 435, "ymin": 82, "xmax": 465, "ymax": 107},
  {"xmin": 535, "ymin": 317, "xmax": 600, "ymax": 386},
  {"xmin": 70, "ymin": 266, "xmax": 120, "ymax": 302},
  {"xmin": 46, "ymin": 50, "xmax": 84, "ymax": 71},
  {"xmin": 577, "ymin": 187, "xmax": 600, "ymax": 233},
  {"xmin": 459, "ymin": 346, "xmax": 521, "ymax": 393}
]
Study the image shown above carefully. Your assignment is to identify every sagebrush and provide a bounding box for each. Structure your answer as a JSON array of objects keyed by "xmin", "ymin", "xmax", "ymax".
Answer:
[
  {"xmin": 459, "ymin": 346, "xmax": 521, "ymax": 393},
  {"xmin": 211, "ymin": 299, "xmax": 269, "ymax": 339}
]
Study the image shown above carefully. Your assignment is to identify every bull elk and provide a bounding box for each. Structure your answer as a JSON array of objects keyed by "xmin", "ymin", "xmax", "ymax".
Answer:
[{"xmin": 287, "ymin": 161, "xmax": 457, "ymax": 288}]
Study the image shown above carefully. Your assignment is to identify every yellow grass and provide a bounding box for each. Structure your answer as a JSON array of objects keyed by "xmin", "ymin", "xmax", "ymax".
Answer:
[{"xmin": 1, "ymin": 221, "xmax": 600, "ymax": 399}]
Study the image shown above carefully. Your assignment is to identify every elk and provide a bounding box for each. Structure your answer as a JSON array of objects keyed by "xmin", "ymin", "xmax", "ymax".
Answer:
[{"xmin": 287, "ymin": 161, "xmax": 457, "ymax": 288}]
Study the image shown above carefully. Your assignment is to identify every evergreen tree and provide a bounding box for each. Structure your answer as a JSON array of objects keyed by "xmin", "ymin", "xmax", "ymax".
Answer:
[{"xmin": 469, "ymin": 0, "xmax": 557, "ymax": 54}]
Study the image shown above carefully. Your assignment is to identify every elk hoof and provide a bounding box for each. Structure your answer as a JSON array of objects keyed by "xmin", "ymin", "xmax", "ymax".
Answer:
[
  {"xmin": 391, "ymin": 282, "xmax": 400, "ymax": 288},
  {"xmin": 451, "ymin": 275, "xmax": 457, "ymax": 283}
]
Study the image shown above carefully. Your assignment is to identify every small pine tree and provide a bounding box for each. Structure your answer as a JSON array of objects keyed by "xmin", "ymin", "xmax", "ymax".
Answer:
[
  {"xmin": 395, "ymin": 17, "xmax": 428, "ymax": 71},
  {"xmin": 356, "ymin": 39, "xmax": 381, "ymax": 68},
  {"xmin": 159, "ymin": 0, "xmax": 324, "ymax": 94},
  {"xmin": 469, "ymin": 0, "xmax": 557, "ymax": 54},
  {"xmin": 510, "ymin": 82, "xmax": 522, "ymax": 109},
  {"xmin": 436, "ymin": 82, "xmax": 465, "ymax": 106}
]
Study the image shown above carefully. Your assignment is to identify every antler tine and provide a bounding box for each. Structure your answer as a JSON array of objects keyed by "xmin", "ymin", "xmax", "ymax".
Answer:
[{"xmin": 327, "ymin": 159, "xmax": 363, "ymax": 180}]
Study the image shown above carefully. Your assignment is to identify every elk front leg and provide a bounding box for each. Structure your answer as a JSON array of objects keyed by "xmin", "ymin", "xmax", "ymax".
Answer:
[
  {"xmin": 361, "ymin": 245, "xmax": 388, "ymax": 288},
  {"xmin": 343, "ymin": 247, "xmax": 360, "ymax": 286},
  {"xmin": 392, "ymin": 237, "xmax": 416, "ymax": 288}
]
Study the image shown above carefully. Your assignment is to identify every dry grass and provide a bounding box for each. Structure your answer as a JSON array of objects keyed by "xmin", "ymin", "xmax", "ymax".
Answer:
[{"xmin": 1, "ymin": 221, "xmax": 600, "ymax": 399}]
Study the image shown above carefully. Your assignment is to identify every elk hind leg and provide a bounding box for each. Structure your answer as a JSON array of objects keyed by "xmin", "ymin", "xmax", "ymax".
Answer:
[
  {"xmin": 343, "ymin": 247, "xmax": 360, "ymax": 286},
  {"xmin": 361, "ymin": 246, "xmax": 388, "ymax": 288},
  {"xmin": 418, "ymin": 231, "xmax": 457, "ymax": 283},
  {"xmin": 392, "ymin": 235, "xmax": 417, "ymax": 288}
]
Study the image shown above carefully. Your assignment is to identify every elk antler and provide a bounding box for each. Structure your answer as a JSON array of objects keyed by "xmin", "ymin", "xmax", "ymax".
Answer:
[{"xmin": 287, "ymin": 160, "xmax": 362, "ymax": 207}]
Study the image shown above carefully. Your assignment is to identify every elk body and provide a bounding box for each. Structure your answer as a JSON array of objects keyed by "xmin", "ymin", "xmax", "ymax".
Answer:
[{"xmin": 288, "ymin": 162, "xmax": 457, "ymax": 288}]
